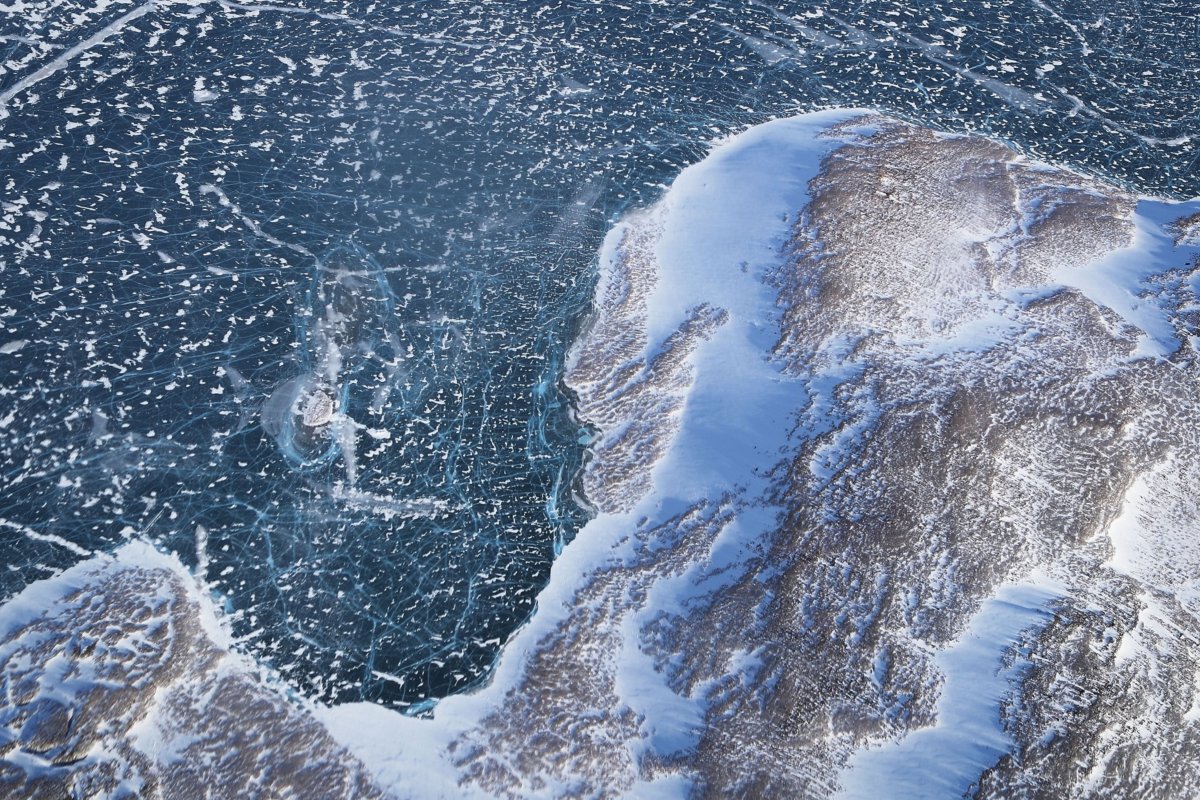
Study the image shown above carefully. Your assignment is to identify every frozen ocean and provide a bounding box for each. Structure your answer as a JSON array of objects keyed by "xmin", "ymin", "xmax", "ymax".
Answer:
[{"xmin": 1, "ymin": 1, "xmax": 1200, "ymax": 797}]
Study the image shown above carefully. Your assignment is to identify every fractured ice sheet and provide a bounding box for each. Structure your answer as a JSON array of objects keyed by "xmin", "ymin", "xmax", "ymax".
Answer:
[{"xmin": 0, "ymin": 0, "xmax": 1198, "ymax": 715}]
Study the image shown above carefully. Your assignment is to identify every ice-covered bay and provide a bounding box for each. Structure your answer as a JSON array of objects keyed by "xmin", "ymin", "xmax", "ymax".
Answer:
[
  {"xmin": 320, "ymin": 106, "xmax": 872, "ymax": 795},
  {"xmin": 5, "ymin": 101, "xmax": 1200, "ymax": 797}
]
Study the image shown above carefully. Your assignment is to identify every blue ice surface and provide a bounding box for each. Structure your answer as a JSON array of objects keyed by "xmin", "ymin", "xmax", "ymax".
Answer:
[{"xmin": 0, "ymin": 0, "xmax": 1196, "ymax": 709}]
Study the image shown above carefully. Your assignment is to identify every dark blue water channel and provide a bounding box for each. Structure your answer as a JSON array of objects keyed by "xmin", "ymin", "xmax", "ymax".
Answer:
[{"xmin": 0, "ymin": 0, "xmax": 1196, "ymax": 709}]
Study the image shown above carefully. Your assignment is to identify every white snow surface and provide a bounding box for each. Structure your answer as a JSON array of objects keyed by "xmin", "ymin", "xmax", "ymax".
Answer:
[
  {"xmin": 0, "ymin": 538, "xmax": 231, "ymax": 651},
  {"xmin": 837, "ymin": 576, "xmax": 1064, "ymax": 799},
  {"xmin": 1057, "ymin": 196, "xmax": 1200, "ymax": 358}
]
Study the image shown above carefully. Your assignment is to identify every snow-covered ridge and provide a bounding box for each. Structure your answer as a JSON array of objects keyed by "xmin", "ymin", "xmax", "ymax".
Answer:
[
  {"xmin": 4, "ymin": 110, "xmax": 1200, "ymax": 798},
  {"xmin": 0, "ymin": 542, "xmax": 382, "ymax": 798}
]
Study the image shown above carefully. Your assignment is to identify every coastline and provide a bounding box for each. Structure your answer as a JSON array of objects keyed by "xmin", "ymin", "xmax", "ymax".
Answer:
[{"xmin": 4, "ymin": 109, "xmax": 1200, "ymax": 798}]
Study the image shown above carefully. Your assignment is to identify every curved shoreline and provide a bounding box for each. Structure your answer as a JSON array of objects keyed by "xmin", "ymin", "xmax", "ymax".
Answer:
[{"xmin": 4, "ymin": 109, "xmax": 1200, "ymax": 798}]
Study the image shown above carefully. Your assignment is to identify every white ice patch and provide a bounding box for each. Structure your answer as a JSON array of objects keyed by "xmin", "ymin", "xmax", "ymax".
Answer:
[
  {"xmin": 838, "ymin": 577, "xmax": 1064, "ymax": 799},
  {"xmin": 0, "ymin": 516, "xmax": 92, "ymax": 557},
  {"xmin": 192, "ymin": 77, "xmax": 218, "ymax": 103},
  {"xmin": 1056, "ymin": 197, "xmax": 1200, "ymax": 359},
  {"xmin": 1104, "ymin": 454, "xmax": 1200, "ymax": 613}
]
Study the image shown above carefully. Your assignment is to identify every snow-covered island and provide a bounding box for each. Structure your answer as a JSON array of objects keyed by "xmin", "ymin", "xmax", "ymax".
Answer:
[{"xmin": 4, "ymin": 110, "xmax": 1200, "ymax": 799}]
